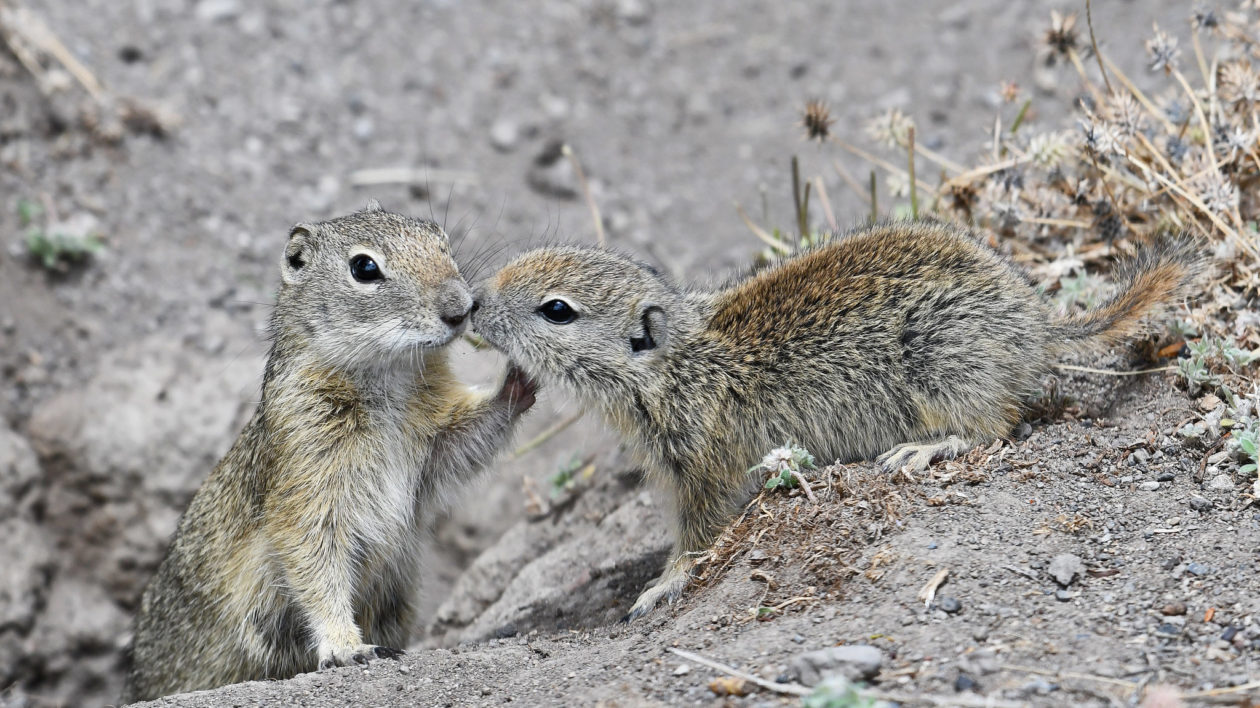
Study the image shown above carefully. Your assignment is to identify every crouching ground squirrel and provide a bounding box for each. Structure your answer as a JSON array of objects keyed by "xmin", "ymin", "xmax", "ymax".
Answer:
[
  {"xmin": 122, "ymin": 204, "xmax": 536, "ymax": 702},
  {"xmin": 471, "ymin": 221, "xmax": 1205, "ymax": 619}
]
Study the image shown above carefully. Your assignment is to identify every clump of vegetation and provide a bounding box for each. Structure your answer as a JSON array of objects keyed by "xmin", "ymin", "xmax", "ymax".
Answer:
[
  {"xmin": 753, "ymin": 442, "xmax": 818, "ymax": 502},
  {"xmin": 19, "ymin": 199, "xmax": 104, "ymax": 271},
  {"xmin": 804, "ymin": 676, "xmax": 888, "ymax": 708},
  {"xmin": 748, "ymin": 5, "xmax": 1260, "ymax": 352},
  {"xmin": 548, "ymin": 454, "xmax": 593, "ymax": 499}
]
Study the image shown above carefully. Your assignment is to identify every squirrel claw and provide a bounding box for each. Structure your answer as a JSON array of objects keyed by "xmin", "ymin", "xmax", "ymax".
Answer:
[
  {"xmin": 877, "ymin": 435, "xmax": 971, "ymax": 474},
  {"xmin": 318, "ymin": 658, "xmax": 336, "ymax": 671},
  {"xmin": 624, "ymin": 565, "xmax": 689, "ymax": 621},
  {"xmin": 373, "ymin": 646, "xmax": 406, "ymax": 660}
]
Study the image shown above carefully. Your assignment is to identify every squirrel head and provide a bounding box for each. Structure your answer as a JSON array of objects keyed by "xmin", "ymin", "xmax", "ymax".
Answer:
[
  {"xmin": 472, "ymin": 246, "xmax": 685, "ymax": 400},
  {"xmin": 275, "ymin": 202, "xmax": 473, "ymax": 370}
]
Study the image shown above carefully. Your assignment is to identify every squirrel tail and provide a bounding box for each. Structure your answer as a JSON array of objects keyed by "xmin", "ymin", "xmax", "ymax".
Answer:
[{"xmin": 1048, "ymin": 232, "xmax": 1209, "ymax": 355}]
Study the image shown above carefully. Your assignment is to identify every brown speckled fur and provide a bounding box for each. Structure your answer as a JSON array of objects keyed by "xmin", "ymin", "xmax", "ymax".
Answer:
[
  {"xmin": 472, "ymin": 221, "xmax": 1205, "ymax": 618},
  {"xmin": 122, "ymin": 205, "xmax": 535, "ymax": 703}
]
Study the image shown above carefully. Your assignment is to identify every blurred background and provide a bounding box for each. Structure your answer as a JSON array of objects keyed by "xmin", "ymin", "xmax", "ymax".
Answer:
[{"xmin": 0, "ymin": 1, "xmax": 1196, "ymax": 705}]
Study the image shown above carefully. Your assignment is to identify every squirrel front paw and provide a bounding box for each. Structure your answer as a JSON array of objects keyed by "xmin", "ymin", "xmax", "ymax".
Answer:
[
  {"xmin": 496, "ymin": 363, "xmax": 538, "ymax": 418},
  {"xmin": 317, "ymin": 644, "xmax": 406, "ymax": 671}
]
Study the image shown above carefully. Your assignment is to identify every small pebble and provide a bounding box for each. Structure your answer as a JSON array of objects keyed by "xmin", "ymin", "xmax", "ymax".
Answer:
[
  {"xmin": 1054, "ymin": 589, "xmax": 1073, "ymax": 602},
  {"xmin": 1186, "ymin": 562, "xmax": 1210, "ymax": 576},
  {"xmin": 955, "ymin": 674, "xmax": 979, "ymax": 692},
  {"xmin": 1157, "ymin": 623, "xmax": 1180, "ymax": 636},
  {"xmin": 938, "ymin": 596, "xmax": 962, "ymax": 614},
  {"xmin": 1138, "ymin": 480, "xmax": 1161, "ymax": 491},
  {"xmin": 490, "ymin": 119, "xmax": 519, "ymax": 152},
  {"xmin": 1156, "ymin": 471, "xmax": 1175, "ymax": 482},
  {"xmin": 1222, "ymin": 626, "xmax": 1240, "ymax": 641},
  {"xmin": 673, "ymin": 664, "xmax": 691, "ymax": 676},
  {"xmin": 1189, "ymin": 495, "xmax": 1213, "ymax": 511},
  {"xmin": 1161, "ymin": 602, "xmax": 1187, "ymax": 616},
  {"xmin": 1207, "ymin": 474, "xmax": 1235, "ymax": 491}
]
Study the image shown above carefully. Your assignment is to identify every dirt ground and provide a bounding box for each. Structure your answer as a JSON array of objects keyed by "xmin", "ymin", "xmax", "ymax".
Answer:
[{"xmin": 3, "ymin": 0, "xmax": 1256, "ymax": 706}]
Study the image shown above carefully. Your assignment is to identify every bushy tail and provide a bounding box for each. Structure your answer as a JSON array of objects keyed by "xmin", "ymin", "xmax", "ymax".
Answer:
[{"xmin": 1049, "ymin": 233, "xmax": 1210, "ymax": 354}]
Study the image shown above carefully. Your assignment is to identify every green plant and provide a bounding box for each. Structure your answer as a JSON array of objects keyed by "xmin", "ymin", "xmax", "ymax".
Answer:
[
  {"xmin": 803, "ymin": 676, "xmax": 886, "ymax": 708},
  {"xmin": 548, "ymin": 455, "xmax": 586, "ymax": 498},
  {"xmin": 19, "ymin": 199, "xmax": 104, "ymax": 271},
  {"xmin": 754, "ymin": 443, "xmax": 817, "ymax": 492},
  {"xmin": 1055, "ymin": 270, "xmax": 1107, "ymax": 311}
]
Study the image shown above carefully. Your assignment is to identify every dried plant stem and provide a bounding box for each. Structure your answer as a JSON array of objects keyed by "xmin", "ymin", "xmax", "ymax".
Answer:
[
  {"xmin": 1056, "ymin": 364, "xmax": 1175, "ymax": 376},
  {"xmin": 813, "ymin": 177, "xmax": 838, "ymax": 232},
  {"xmin": 899, "ymin": 138, "xmax": 966, "ymax": 175},
  {"xmin": 734, "ymin": 202, "xmax": 792, "ymax": 253},
  {"xmin": 1084, "ymin": 0, "xmax": 1115, "ymax": 96},
  {"xmin": 510, "ymin": 411, "xmax": 583, "ymax": 460},
  {"xmin": 1024, "ymin": 216, "xmax": 1091, "ymax": 229},
  {"xmin": 1170, "ymin": 67, "xmax": 1219, "ymax": 175},
  {"xmin": 907, "ymin": 127, "xmax": 919, "ymax": 219},
  {"xmin": 0, "ymin": 5, "xmax": 105, "ymax": 101},
  {"xmin": 1191, "ymin": 30, "xmax": 1211, "ymax": 95},
  {"xmin": 831, "ymin": 159, "xmax": 872, "ymax": 204},
  {"xmin": 790, "ymin": 470, "xmax": 817, "ymax": 504},
  {"xmin": 939, "ymin": 157, "xmax": 1025, "ymax": 190},
  {"xmin": 666, "ymin": 648, "xmax": 810, "ymax": 697},
  {"xmin": 869, "ymin": 170, "xmax": 878, "ymax": 223},
  {"xmin": 561, "ymin": 144, "xmax": 606, "ymax": 246},
  {"xmin": 1100, "ymin": 56, "xmax": 1176, "ymax": 133},
  {"xmin": 1066, "ymin": 48, "xmax": 1108, "ymax": 107},
  {"xmin": 832, "ymin": 138, "xmax": 934, "ymax": 194}
]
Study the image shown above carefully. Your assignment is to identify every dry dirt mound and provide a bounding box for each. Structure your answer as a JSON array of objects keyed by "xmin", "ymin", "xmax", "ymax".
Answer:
[{"xmin": 129, "ymin": 368, "xmax": 1260, "ymax": 707}]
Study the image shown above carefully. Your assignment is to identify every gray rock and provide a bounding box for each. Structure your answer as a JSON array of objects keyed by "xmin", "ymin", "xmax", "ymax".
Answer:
[
  {"xmin": 1207, "ymin": 474, "xmax": 1235, "ymax": 491},
  {"xmin": 1189, "ymin": 495, "xmax": 1213, "ymax": 511},
  {"xmin": 1138, "ymin": 480, "xmax": 1161, "ymax": 491},
  {"xmin": 490, "ymin": 119, "xmax": 519, "ymax": 152},
  {"xmin": 790, "ymin": 645, "xmax": 884, "ymax": 686},
  {"xmin": 937, "ymin": 596, "xmax": 962, "ymax": 614},
  {"xmin": 0, "ymin": 518, "xmax": 54, "ymax": 634},
  {"xmin": 526, "ymin": 140, "xmax": 578, "ymax": 199},
  {"xmin": 0, "ymin": 426, "xmax": 40, "ymax": 518},
  {"xmin": 194, "ymin": 0, "xmax": 241, "ymax": 22},
  {"xmin": 1048, "ymin": 553, "xmax": 1084, "ymax": 587},
  {"xmin": 1186, "ymin": 562, "xmax": 1210, "ymax": 576}
]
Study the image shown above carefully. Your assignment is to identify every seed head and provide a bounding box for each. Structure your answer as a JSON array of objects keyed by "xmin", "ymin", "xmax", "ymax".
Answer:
[
  {"xmin": 1191, "ymin": 4, "xmax": 1219, "ymax": 31},
  {"xmin": 1217, "ymin": 60, "xmax": 1260, "ymax": 112},
  {"xmin": 800, "ymin": 99, "xmax": 835, "ymax": 142},
  {"xmin": 1145, "ymin": 24, "xmax": 1181, "ymax": 74},
  {"xmin": 865, "ymin": 108, "xmax": 914, "ymax": 149},
  {"xmin": 1027, "ymin": 131, "xmax": 1074, "ymax": 169},
  {"xmin": 1044, "ymin": 11, "xmax": 1079, "ymax": 61}
]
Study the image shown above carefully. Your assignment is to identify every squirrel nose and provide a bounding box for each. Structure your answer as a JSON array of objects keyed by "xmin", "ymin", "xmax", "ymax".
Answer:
[{"xmin": 441, "ymin": 304, "xmax": 472, "ymax": 327}]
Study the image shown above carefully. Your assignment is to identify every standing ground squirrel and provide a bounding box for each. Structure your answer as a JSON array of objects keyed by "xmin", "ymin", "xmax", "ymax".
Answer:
[
  {"xmin": 122, "ymin": 204, "xmax": 536, "ymax": 702},
  {"xmin": 471, "ymin": 221, "xmax": 1205, "ymax": 619}
]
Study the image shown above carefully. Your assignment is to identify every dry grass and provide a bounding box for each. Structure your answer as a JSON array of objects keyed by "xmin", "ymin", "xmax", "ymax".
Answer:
[{"xmin": 758, "ymin": 5, "xmax": 1260, "ymax": 355}]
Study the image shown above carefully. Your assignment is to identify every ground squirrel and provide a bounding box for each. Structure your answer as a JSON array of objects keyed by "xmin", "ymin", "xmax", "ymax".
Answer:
[
  {"xmin": 122, "ymin": 204, "xmax": 536, "ymax": 702},
  {"xmin": 471, "ymin": 221, "xmax": 1204, "ymax": 619}
]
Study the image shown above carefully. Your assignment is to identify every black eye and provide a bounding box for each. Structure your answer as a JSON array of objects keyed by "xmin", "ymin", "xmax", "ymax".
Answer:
[
  {"xmin": 538, "ymin": 299, "xmax": 577, "ymax": 324},
  {"xmin": 350, "ymin": 254, "xmax": 383, "ymax": 283}
]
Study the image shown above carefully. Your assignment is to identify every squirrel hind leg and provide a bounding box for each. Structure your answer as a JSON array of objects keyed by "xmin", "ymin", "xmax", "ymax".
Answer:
[{"xmin": 877, "ymin": 435, "xmax": 973, "ymax": 474}]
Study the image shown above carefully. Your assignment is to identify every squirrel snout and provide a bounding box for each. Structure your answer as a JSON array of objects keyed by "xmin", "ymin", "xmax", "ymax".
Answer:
[{"xmin": 437, "ymin": 281, "xmax": 475, "ymax": 328}]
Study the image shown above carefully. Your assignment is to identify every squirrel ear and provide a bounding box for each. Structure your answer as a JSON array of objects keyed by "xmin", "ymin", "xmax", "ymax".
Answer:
[
  {"xmin": 281, "ymin": 225, "xmax": 313, "ymax": 285},
  {"xmin": 362, "ymin": 199, "xmax": 384, "ymax": 213},
  {"xmin": 630, "ymin": 304, "xmax": 667, "ymax": 356}
]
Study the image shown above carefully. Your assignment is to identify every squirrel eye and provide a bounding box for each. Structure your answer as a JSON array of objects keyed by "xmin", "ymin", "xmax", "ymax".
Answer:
[
  {"xmin": 349, "ymin": 254, "xmax": 383, "ymax": 283},
  {"xmin": 538, "ymin": 299, "xmax": 577, "ymax": 324}
]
